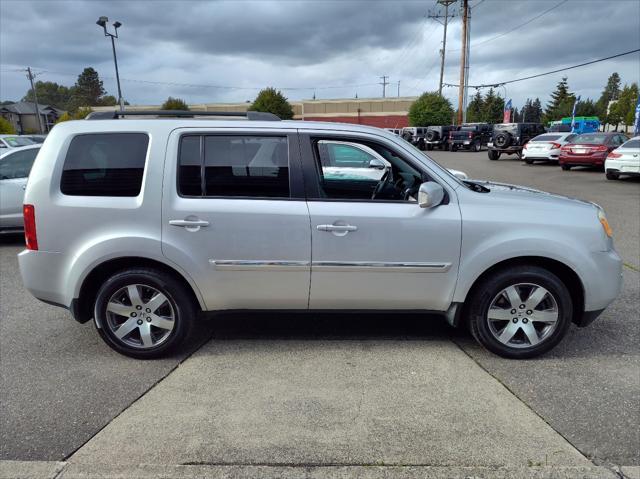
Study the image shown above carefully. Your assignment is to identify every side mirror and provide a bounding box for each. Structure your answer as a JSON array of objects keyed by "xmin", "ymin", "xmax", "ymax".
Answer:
[
  {"xmin": 418, "ymin": 182, "xmax": 445, "ymax": 209},
  {"xmin": 368, "ymin": 158, "xmax": 387, "ymax": 170}
]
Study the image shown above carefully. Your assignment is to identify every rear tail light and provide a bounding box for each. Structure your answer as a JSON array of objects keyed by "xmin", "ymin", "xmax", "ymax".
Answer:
[
  {"xmin": 550, "ymin": 142, "xmax": 561, "ymax": 149},
  {"xmin": 449, "ymin": 132, "xmax": 453, "ymax": 139},
  {"xmin": 468, "ymin": 132, "xmax": 473, "ymax": 138},
  {"xmin": 560, "ymin": 145, "xmax": 571, "ymax": 151},
  {"xmin": 523, "ymin": 142, "xmax": 529, "ymax": 149},
  {"xmin": 23, "ymin": 204, "xmax": 38, "ymax": 251},
  {"xmin": 594, "ymin": 145, "xmax": 608, "ymax": 152},
  {"xmin": 607, "ymin": 151, "xmax": 622, "ymax": 159}
]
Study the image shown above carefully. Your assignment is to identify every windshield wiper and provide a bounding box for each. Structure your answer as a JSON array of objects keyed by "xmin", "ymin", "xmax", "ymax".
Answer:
[{"xmin": 463, "ymin": 180, "xmax": 490, "ymax": 193}]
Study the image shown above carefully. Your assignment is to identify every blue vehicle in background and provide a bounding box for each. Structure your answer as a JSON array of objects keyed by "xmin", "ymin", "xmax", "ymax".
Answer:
[{"xmin": 549, "ymin": 116, "xmax": 600, "ymax": 134}]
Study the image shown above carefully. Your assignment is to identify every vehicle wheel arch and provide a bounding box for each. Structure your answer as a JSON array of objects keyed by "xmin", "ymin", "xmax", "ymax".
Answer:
[
  {"xmin": 75, "ymin": 256, "xmax": 204, "ymax": 324},
  {"xmin": 459, "ymin": 256, "xmax": 585, "ymax": 327}
]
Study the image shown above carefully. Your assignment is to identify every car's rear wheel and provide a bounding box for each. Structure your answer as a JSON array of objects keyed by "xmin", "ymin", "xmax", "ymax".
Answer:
[
  {"xmin": 473, "ymin": 140, "xmax": 482, "ymax": 152},
  {"xmin": 524, "ymin": 158, "xmax": 534, "ymax": 164},
  {"xmin": 561, "ymin": 164, "xmax": 571, "ymax": 171},
  {"xmin": 94, "ymin": 268, "xmax": 195, "ymax": 358},
  {"xmin": 426, "ymin": 143, "xmax": 433, "ymax": 151},
  {"xmin": 606, "ymin": 171, "xmax": 619, "ymax": 180},
  {"xmin": 488, "ymin": 150, "xmax": 500, "ymax": 161},
  {"xmin": 451, "ymin": 144, "xmax": 458, "ymax": 152},
  {"xmin": 467, "ymin": 266, "xmax": 572, "ymax": 359}
]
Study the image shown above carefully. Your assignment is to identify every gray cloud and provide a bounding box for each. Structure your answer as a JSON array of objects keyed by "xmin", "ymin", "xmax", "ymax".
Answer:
[{"xmin": 1, "ymin": 0, "xmax": 639, "ymax": 109}]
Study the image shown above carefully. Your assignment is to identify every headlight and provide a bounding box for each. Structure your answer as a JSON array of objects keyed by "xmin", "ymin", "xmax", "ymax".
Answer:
[{"xmin": 598, "ymin": 209, "xmax": 613, "ymax": 238}]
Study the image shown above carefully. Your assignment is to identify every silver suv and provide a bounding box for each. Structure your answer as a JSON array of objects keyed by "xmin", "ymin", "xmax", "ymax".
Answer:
[{"xmin": 18, "ymin": 111, "xmax": 622, "ymax": 359}]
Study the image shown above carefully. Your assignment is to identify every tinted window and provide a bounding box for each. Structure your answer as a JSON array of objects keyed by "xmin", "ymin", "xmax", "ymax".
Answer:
[
  {"xmin": 0, "ymin": 148, "xmax": 39, "ymax": 179},
  {"xmin": 532, "ymin": 135, "xmax": 561, "ymax": 142},
  {"xmin": 177, "ymin": 136, "xmax": 289, "ymax": 198},
  {"xmin": 60, "ymin": 133, "xmax": 149, "ymax": 196},
  {"xmin": 3, "ymin": 136, "xmax": 35, "ymax": 147},
  {"xmin": 572, "ymin": 134, "xmax": 609, "ymax": 144},
  {"xmin": 621, "ymin": 139, "xmax": 640, "ymax": 149}
]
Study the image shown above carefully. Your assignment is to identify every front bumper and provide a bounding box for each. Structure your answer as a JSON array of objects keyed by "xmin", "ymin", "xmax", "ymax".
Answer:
[{"xmin": 580, "ymin": 248, "xmax": 623, "ymax": 325}]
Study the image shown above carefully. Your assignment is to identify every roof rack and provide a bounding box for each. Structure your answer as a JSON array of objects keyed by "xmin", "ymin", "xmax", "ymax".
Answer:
[{"xmin": 85, "ymin": 110, "xmax": 281, "ymax": 121}]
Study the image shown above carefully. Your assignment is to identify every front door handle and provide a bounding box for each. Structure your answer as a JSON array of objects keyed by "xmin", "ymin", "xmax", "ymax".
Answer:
[
  {"xmin": 317, "ymin": 224, "xmax": 358, "ymax": 232},
  {"xmin": 169, "ymin": 218, "xmax": 210, "ymax": 232}
]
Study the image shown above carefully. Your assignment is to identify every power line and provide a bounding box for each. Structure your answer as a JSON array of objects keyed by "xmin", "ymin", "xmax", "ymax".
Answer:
[
  {"xmin": 450, "ymin": 0, "xmax": 568, "ymax": 52},
  {"xmin": 443, "ymin": 48, "xmax": 640, "ymax": 89}
]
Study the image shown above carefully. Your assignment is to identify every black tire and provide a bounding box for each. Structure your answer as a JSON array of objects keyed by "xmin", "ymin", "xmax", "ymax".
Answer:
[
  {"xmin": 467, "ymin": 265, "xmax": 573, "ymax": 359},
  {"xmin": 451, "ymin": 144, "xmax": 458, "ymax": 152},
  {"xmin": 426, "ymin": 130, "xmax": 438, "ymax": 141},
  {"xmin": 488, "ymin": 150, "xmax": 500, "ymax": 161},
  {"xmin": 426, "ymin": 143, "xmax": 433, "ymax": 151},
  {"xmin": 605, "ymin": 171, "xmax": 619, "ymax": 180},
  {"xmin": 524, "ymin": 158, "xmax": 534, "ymax": 164},
  {"xmin": 473, "ymin": 140, "xmax": 482, "ymax": 152},
  {"xmin": 94, "ymin": 268, "xmax": 196, "ymax": 359},
  {"xmin": 443, "ymin": 142, "xmax": 450, "ymax": 151},
  {"xmin": 561, "ymin": 164, "xmax": 571, "ymax": 171},
  {"xmin": 494, "ymin": 132, "xmax": 512, "ymax": 148}
]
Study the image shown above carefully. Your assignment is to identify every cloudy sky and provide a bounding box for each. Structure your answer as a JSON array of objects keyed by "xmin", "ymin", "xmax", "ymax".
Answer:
[{"xmin": 1, "ymin": 0, "xmax": 639, "ymax": 109}]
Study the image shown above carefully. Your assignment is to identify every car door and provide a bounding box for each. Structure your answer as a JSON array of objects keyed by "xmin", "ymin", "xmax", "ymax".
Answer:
[
  {"xmin": 299, "ymin": 132, "xmax": 462, "ymax": 311},
  {"xmin": 161, "ymin": 128, "xmax": 311, "ymax": 310},
  {"xmin": 0, "ymin": 147, "xmax": 39, "ymax": 229}
]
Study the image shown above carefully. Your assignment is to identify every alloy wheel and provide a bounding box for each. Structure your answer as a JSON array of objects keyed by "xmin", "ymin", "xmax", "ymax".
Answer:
[
  {"xmin": 104, "ymin": 284, "xmax": 175, "ymax": 349},
  {"xmin": 486, "ymin": 283, "xmax": 559, "ymax": 349}
]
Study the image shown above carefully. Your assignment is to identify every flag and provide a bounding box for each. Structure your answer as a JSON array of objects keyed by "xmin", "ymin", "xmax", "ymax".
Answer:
[
  {"xmin": 503, "ymin": 99, "xmax": 512, "ymax": 123},
  {"xmin": 571, "ymin": 96, "xmax": 581, "ymax": 132},
  {"xmin": 634, "ymin": 95, "xmax": 640, "ymax": 136}
]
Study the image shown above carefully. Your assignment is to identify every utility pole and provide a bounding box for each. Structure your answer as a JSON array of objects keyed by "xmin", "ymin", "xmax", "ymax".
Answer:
[
  {"xmin": 397, "ymin": 80, "xmax": 401, "ymax": 97},
  {"xmin": 26, "ymin": 67, "xmax": 44, "ymax": 134},
  {"xmin": 379, "ymin": 76, "xmax": 389, "ymax": 98},
  {"xmin": 428, "ymin": 0, "xmax": 457, "ymax": 96},
  {"xmin": 462, "ymin": 3, "xmax": 471, "ymax": 122},
  {"xmin": 457, "ymin": 0, "xmax": 469, "ymax": 125}
]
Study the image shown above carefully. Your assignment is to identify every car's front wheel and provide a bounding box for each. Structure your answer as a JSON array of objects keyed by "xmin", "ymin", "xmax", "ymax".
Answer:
[
  {"xmin": 488, "ymin": 150, "xmax": 500, "ymax": 161},
  {"xmin": 473, "ymin": 140, "xmax": 482, "ymax": 152},
  {"xmin": 94, "ymin": 268, "xmax": 195, "ymax": 358},
  {"xmin": 467, "ymin": 266, "xmax": 572, "ymax": 359}
]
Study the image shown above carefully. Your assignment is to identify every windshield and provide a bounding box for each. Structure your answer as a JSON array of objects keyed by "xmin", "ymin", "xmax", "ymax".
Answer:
[
  {"xmin": 3, "ymin": 136, "xmax": 36, "ymax": 147},
  {"xmin": 621, "ymin": 139, "xmax": 640, "ymax": 149},
  {"xmin": 532, "ymin": 134, "xmax": 561, "ymax": 142},
  {"xmin": 571, "ymin": 134, "xmax": 609, "ymax": 144}
]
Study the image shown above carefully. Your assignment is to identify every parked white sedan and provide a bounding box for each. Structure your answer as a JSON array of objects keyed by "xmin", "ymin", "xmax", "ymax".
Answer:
[
  {"xmin": 605, "ymin": 136, "xmax": 640, "ymax": 180},
  {"xmin": 0, "ymin": 144, "xmax": 40, "ymax": 232},
  {"xmin": 522, "ymin": 133, "xmax": 576, "ymax": 164}
]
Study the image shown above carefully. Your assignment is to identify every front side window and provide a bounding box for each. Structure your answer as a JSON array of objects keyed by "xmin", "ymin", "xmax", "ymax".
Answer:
[
  {"xmin": 314, "ymin": 138, "xmax": 423, "ymax": 201},
  {"xmin": 178, "ymin": 135, "xmax": 289, "ymax": 198},
  {"xmin": 60, "ymin": 133, "xmax": 149, "ymax": 196},
  {"xmin": 0, "ymin": 148, "xmax": 39, "ymax": 180}
]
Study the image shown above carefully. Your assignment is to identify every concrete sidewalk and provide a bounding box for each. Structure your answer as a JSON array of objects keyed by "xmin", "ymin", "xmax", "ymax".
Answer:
[{"xmin": 68, "ymin": 340, "xmax": 589, "ymax": 468}]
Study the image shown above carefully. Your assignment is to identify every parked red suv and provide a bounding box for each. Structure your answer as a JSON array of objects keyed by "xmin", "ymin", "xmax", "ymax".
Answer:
[{"xmin": 559, "ymin": 132, "xmax": 628, "ymax": 170}]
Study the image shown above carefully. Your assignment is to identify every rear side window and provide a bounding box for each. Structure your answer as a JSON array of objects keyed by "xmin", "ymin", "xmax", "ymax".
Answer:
[
  {"xmin": 0, "ymin": 148, "xmax": 39, "ymax": 180},
  {"xmin": 60, "ymin": 133, "xmax": 149, "ymax": 196},
  {"xmin": 621, "ymin": 139, "xmax": 640, "ymax": 149},
  {"xmin": 178, "ymin": 135, "xmax": 289, "ymax": 198}
]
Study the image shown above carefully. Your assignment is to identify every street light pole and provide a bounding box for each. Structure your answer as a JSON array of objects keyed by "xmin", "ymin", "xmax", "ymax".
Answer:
[{"xmin": 97, "ymin": 16, "xmax": 124, "ymax": 111}]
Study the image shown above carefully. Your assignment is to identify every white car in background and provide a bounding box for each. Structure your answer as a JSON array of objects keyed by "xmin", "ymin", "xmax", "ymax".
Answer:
[
  {"xmin": 0, "ymin": 144, "xmax": 41, "ymax": 232},
  {"xmin": 522, "ymin": 132, "xmax": 576, "ymax": 164},
  {"xmin": 0, "ymin": 135, "xmax": 37, "ymax": 150},
  {"xmin": 605, "ymin": 136, "xmax": 640, "ymax": 180}
]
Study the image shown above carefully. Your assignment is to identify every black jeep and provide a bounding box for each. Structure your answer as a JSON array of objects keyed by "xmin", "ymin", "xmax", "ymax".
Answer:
[
  {"xmin": 449, "ymin": 123, "xmax": 492, "ymax": 152},
  {"xmin": 488, "ymin": 122, "xmax": 546, "ymax": 160},
  {"xmin": 425, "ymin": 125, "xmax": 458, "ymax": 151}
]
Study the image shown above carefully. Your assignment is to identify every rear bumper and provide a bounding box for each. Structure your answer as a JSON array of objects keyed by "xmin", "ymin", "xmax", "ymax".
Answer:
[
  {"xmin": 605, "ymin": 158, "xmax": 640, "ymax": 175},
  {"xmin": 18, "ymin": 249, "xmax": 71, "ymax": 308},
  {"xmin": 559, "ymin": 153, "xmax": 606, "ymax": 166},
  {"xmin": 575, "ymin": 308, "xmax": 605, "ymax": 327},
  {"xmin": 488, "ymin": 145, "xmax": 523, "ymax": 153}
]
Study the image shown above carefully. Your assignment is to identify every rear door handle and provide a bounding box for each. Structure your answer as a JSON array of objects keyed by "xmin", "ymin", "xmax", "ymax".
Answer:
[{"xmin": 317, "ymin": 224, "xmax": 358, "ymax": 232}]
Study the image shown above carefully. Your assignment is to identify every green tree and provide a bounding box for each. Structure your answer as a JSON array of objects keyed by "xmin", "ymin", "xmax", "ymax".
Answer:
[
  {"xmin": 595, "ymin": 72, "xmax": 621, "ymax": 122},
  {"xmin": 55, "ymin": 112, "xmax": 72, "ymax": 124},
  {"xmin": 0, "ymin": 117, "xmax": 16, "ymax": 134},
  {"xmin": 73, "ymin": 107, "xmax": 93, "ymax": 119},
  {"xmin": 575, "ymin": 98, "xmax": 598, "ymax": 117},
  {"xmin": 609, "ymin": 83, "xmax": 639, "ymax": 130},
  {"xmin": 161, "ymin": 97, "xmax": 189, "ymax": 110},
  {"xmin": 249, "ymin": 87, "xmax": 294, "ymax": 120},
  {"xmin": 97, "ymin": 95, "xmax": 118, "ymax": 107},
  {"xmin": 544, "ymin": 77, "xmax": 575, "ymax": 121},
  {"xmin": 481, "ymin": 88, "xmax": 505, "ymax": 123},
  {"xmin": 408, "ymin": 91, "xmax": 454, "ymax": 126},
  {"xmin": 465, "ymin": 91, "xmax": 484, "ymax": 122},
  {"xmin": 71, "ymin": 67, "xmax": 105, "ymax": 107},
  {"xmin": 22, "ymin": 81, "xmax": 72, "ymax": 109}
]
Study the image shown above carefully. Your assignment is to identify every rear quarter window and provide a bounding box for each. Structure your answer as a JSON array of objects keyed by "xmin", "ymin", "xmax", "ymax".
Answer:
[{"xmin": 60, "ymin": 133, "xmax": 149, "ymax": 196}]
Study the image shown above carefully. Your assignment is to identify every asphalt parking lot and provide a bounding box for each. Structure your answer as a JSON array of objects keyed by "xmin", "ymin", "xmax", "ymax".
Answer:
[{"xmin": 1, "ymin": 149, "xmax": 638, "ymax": 477}]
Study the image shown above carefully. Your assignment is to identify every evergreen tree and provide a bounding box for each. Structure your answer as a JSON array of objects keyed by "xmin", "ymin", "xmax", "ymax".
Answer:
[
  {"xmin": 465, "ymin": 90, "xmax": 484, "ymax": 122},
  {"xmin": 521, "ymin": 98, "xmax": 532, "ymax": 122},
  {"xmin": 71, "ymin": 67, "xmax": 106, "ymax": 108},
  {"xmin": 22, "ymin": 81, "xmax": 72, "ymax": 110},
  {"xmin": 595, "ymin": 72, "xmax": 621, "ymax": 122},
  {"xmin": 576, "ymin": 99, "xmax": 598, "ymax": 117},
  {"xmin": 249, "ymin": 87, "xmax": 294, "ymax": 120},
  {"xmin": 608, "ymin": 83, "xmax": 639, "ymax": 131},
  {"xmin": 544, "ymin": 77, "xmax": 575, "ymax": 121},
  {"xmin": 530, "ymin": 98, "xmax": 543, "ymax": 123},
  {"xmin": 161, "ymin": 97, "xmax": 189, "ymax": 110},
  {"xmin": 481, "ymin": 88, "xmax": 505, "ymax": 123}
]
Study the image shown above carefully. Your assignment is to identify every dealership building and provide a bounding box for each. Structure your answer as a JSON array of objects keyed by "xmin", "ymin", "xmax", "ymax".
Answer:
[{"xmin": 93, "ymin": 97, "xmax": 416, "ymax": 128}]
